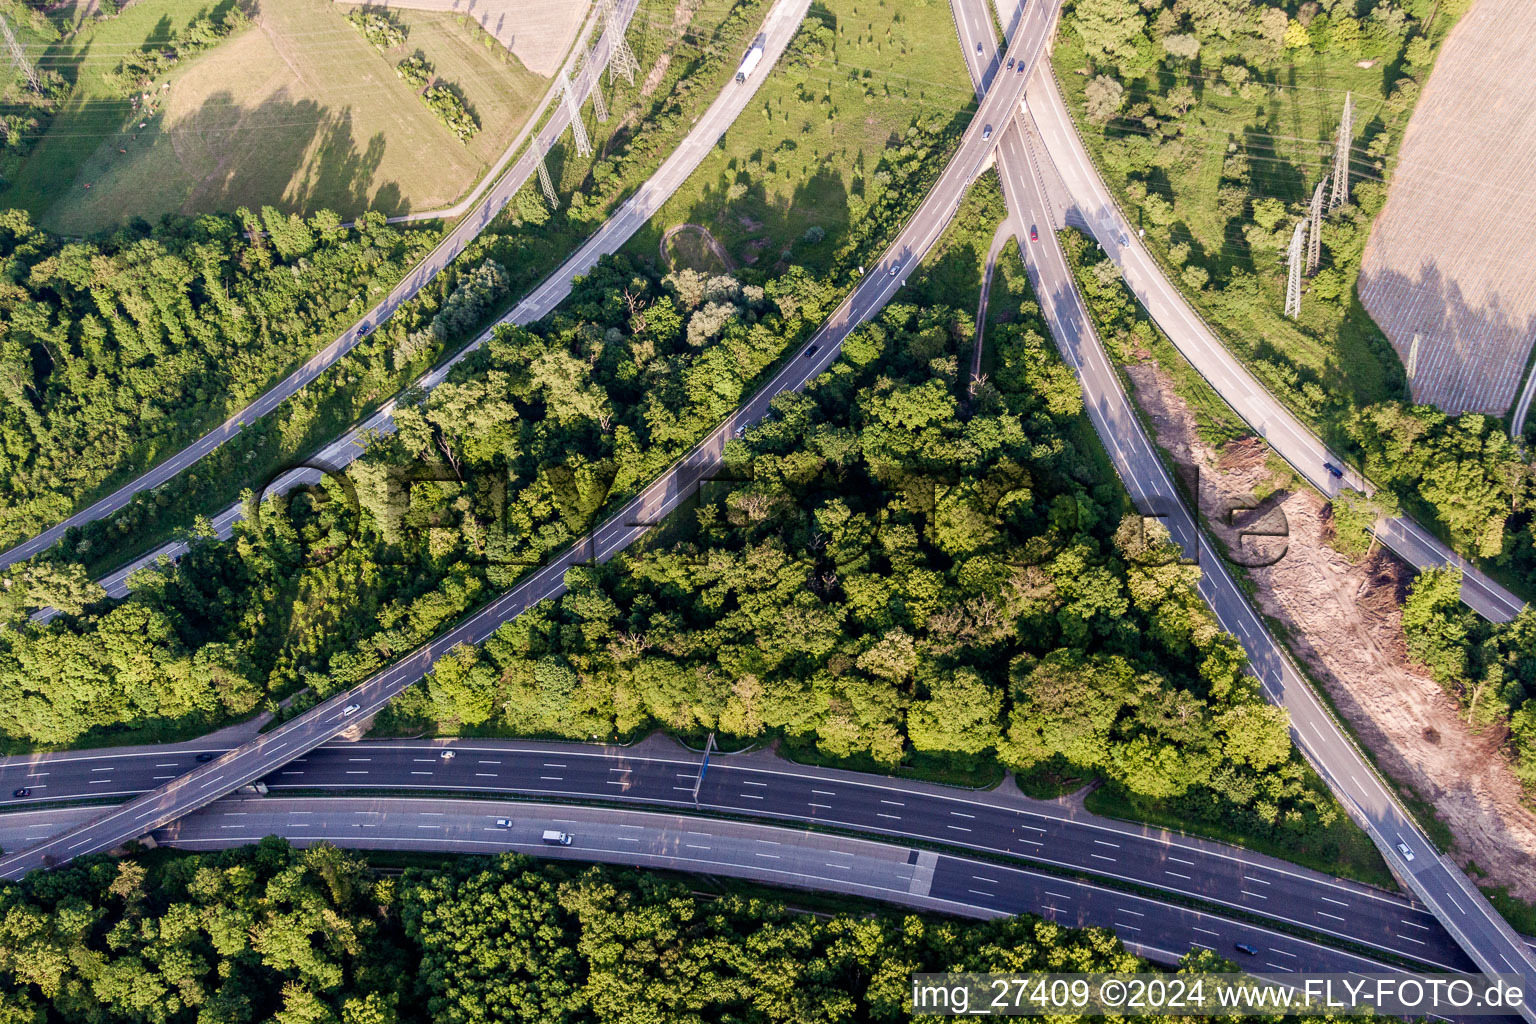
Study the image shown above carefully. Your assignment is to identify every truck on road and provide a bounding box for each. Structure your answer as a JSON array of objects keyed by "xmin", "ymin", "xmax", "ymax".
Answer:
[{"xmin": 735, "ymin": 35, "xmax": 766, "ymax": 83}]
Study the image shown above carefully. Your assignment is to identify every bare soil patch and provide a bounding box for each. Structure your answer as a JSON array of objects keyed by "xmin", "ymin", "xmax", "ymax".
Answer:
[{"xmin": 1125, "ymin": 358, "xmax": 1536, "ymax": 899}]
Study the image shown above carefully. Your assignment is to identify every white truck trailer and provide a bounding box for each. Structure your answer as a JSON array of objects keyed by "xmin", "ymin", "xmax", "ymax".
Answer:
[{"xmin": 735, "ymin": 35, "xmax": 766, "ymax": 82}]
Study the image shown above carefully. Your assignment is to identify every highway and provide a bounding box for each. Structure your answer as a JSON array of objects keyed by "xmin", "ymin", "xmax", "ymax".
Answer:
[
  {"xmin": 946, "ymin": 0, "xmax": 1536, "ymax": 1011},
  {"xmin": 0, "ymin": 0, "xmax": 1043, "ymax": 880},
  {"xmin": 1, "ymin": 735, "xmax": 1507, "ymax": 970},
  {"xmin": 0, "ymin": 0, "xmax": 639, "ymax": 573},
  {"xmin": 32, "ymin": 0, "xmax": 814, "ymax": 621},
  {"xmin": 1022, "ymin": 62, "xmax": 1524, "ymax": 624},
  {"xmin": 0, "ymin": 795, "xmax": 1472, "ymax": 990}
]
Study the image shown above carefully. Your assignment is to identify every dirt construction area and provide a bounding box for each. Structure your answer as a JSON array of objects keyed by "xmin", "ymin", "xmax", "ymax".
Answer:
[
  {"xmin": 1125, "ymin": 358, "xmax": 1536, "ymax": 901},
  {"xmin": 1357, "ymin": 0, "xmax": 1536, "ymax": 416}
]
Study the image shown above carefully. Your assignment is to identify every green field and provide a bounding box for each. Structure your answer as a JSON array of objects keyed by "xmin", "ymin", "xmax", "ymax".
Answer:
[
  {"xmin": 1, "ymin": 0, "xmax": 548, "ymax": 233},
  {"xmin": 1049, "ymin": 2, "xmax": 1468, "ymax": 423},
  {"xmin": 630, "ymin": 0, "xmax": 977, "ymax": 276}
]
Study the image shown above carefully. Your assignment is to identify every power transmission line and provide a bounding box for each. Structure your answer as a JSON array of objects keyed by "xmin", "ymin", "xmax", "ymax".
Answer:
[
  {"xmin": 0, "ymin": 14, "xmax": 39, "ymax": 93},
  {"xmin": 1307, "ymin": 176, "xmax": 1327, "ymax": 275},
  {"xmin": 1329, "ymin": 91, "xmax": 1353, "ymax": 212},
  {"xmin": 602, "ymin": 0, "xmax": 638, "ymax": 85},
  {"xmin": 1285, "ymin": 220, "xmax": 1305, "ymax": 319},
  {"xmin": 560, "ymin": 69, "xmax": 592, "ymax": 158},
  {"xmin": 537, "ymin": 143, "xmax": 558, "ymax": 210},
  {"xmin": 588, "ymin": 47, "xmax": 610, "ymax": 123}
]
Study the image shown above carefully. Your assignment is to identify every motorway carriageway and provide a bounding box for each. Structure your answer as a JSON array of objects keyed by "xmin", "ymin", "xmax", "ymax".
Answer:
[
  {"xmin": 0, "ymin": 794, "xmax": 1495, "ymax": 1016},
  {"xmin": 5, "ymin": 736, "xmax": 1528, "ymax": 973},
  {"xmin": 0, "ymin": 0, "xmax": 1033, "ymax": 882},
  {"xmin": 0, "ymin": 0, "xmax": 639, "ymax": 573}
]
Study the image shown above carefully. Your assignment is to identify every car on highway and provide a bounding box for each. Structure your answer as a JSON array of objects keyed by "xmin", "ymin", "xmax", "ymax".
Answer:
[
  {"xmin": 733, "ymin": 424, "xmax": 747, "ymax": 439},
  {"xmin": 889, "ymin": 261, "xmax": 900, "ymax": 277},
  {"xmin": 1324, "ymin": 462, "xmax": 1345, "ymax": 479},
  {"xmin": 1234, "ymin": 943, "xmax": 1258, "ymax": 956},
  {"xmin": 1006, "ymin": 57, "xmax": 1015, "ymax": 70},
  {"xmin": 494, "ymin": 818, "xmax": 513, "ymax": 829},
  {"xmin": 1016, "ymin": 61, "xmax": 1025, "ymax": 74},
  {"xmin": 804, "ymin": 344, "xmax": 820, "ymax": 358},
  {"xmin": 976, "ymin": 41, "xmax": 983, "ymax": 54},
  {"xmin": 196, "ymin": 752, "xmax": 217, "ymax": 763},
  {"xmin": 1029, "ymin": 225, "xmax": 1038, "ymax": 243},
  {"xmin": 1118, "ymin": 231, "xmax": 1130, "ymax": 246},
  {"xmin": 440, "ymin": 750, "xmax": 455, "ymax": 760},
  {"xmin": 1396, "ymin": 842, "xmax": 1415, "ymax": 862},
  {"xmin": 342, "ymin": 704, "xmax": 361, "ymax": 717},
  {"xmin": 982, "ymin": 124, "xmax": 993, "ymax": 140},
  {"xmin": 542, "ymin": 830, "xmax": 574, "ymax": 846},
  {"xmin": 11, "ymin": 788, "xmax": 29, "ymax": 799}
]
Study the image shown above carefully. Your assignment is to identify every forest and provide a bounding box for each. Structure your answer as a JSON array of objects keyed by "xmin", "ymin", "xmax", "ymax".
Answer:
[
  {"xmin": 0, "ymin": 256, "xmax": 839, "ymax": 747},
  {"xmin": 0, "ymin": 840, "xmax": 1331, "ymax": 1024},
  {"xmin": 1053, "ymin": 0, "xmax": 1536, "ymax": 591},
  {"xmin": 364, "ymin": 259, "xmax": 1349, "ymax": 858},
  {"xmin": 0, "ymin": 208, "xmax": 436, "ymax": 551}
]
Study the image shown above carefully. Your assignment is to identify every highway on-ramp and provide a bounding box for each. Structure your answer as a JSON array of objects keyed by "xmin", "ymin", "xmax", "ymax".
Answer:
[
  {"xmin": 951, "ymin": 0, "xmax": 1536, "ymax": 1011},
  {"xmin": 0, "ymin": 0, "xmax": 639, "ymax": 573},
  {"xmin": 0, "ymin": 795, "xmax": 1475, "ymax": 992},
  {"xmin": 1023, "ymin": 59, "xmax": 1524, "ymax": 625},
  {"xmin": 0, "ymin": 0, "xmax": 1042, "ymax": 880}
]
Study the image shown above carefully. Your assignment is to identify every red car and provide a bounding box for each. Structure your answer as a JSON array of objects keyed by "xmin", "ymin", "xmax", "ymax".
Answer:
[{"xmin": 1029, "ymin": 225, "xmax": 1038, "ymax": 242}]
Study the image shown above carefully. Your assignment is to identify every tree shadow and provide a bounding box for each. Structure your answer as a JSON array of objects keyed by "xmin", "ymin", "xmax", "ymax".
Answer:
[{"xmin": 1358, "ymin": 258, "xmax": 1536, "ymax": 416}]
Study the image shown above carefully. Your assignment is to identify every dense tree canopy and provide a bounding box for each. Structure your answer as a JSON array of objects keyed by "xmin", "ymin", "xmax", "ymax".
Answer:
[
  {"xmin": 0, "ymin": 209, "xmax": 435, "ymax": 551},
  {"xmin": 378, "ymin": 280, "xmax": 1339, "ymax": 849},
  {"xmin": 0, "ymin": 255, "xmax": 831, "ymax": 745},
  {"xmin": 0, "ymin": 843, "xmax": 1343, "ymax": 1024}
]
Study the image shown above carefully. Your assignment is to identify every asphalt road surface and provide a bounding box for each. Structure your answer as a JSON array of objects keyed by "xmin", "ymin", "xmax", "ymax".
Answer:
[
  {"xmin": 3, "ymin": 735, "xmax": 1510, "ymax": 970},
  {"xmin": 35, "ymin": 0, "xmax": 812, "ymax": 620},
  {"xmin": 955, "ymin": 0, "xmax": 1535, "ymax": 1012},
  {"xmin": 1022, "ymin": 60, "xmax": 1523, "ymax": 625},
  {"xmin": 0, "ymin": 0, "xmax": 1040, "ymax": 880},
  {"xmin": 0, "ymin": 0, "xmax": 639, "ymax": 573},
  {"xmin": 0, "ymin": 795, "xmax": 1478, "ymax": 1000}
]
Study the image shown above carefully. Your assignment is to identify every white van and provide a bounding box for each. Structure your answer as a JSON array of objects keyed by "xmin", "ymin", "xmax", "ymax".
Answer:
[{"xmin": 541, "ymin": 830, "xmax": 573, "ymax": 846}]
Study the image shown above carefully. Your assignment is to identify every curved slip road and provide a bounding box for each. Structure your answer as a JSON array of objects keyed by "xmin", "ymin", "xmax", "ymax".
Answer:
[
  {"xmin": 956, "ymin": 0, "xmax": 1535, "ymax": 1012},
  {"xmin": 0, "ymin": 0, "xmax": 1040, "ymax": 877},
  {"xmin": 1022, "ymin": 57, "xmax": 1523, "ymax": 624},
  {"xmin": 0, "ymin": 0, "xmax": 637, "ymax": 573},
  {"xmin": 0, "ymin": 795, "xmax": 1482, "ymax": 1002},
  {"xmin": 7, "ymin": 734, "xmax": 1532, "ymax": 971},
  {"xmin": 34, "ymin": 0, "xmax": 811, "ymax": 622}
]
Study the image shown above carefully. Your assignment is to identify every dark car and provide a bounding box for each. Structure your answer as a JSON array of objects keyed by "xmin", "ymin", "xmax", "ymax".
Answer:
[
  {"xmin": 196, "ymin": 752, "xmax": 217, "ymax": 763},
  {"xmin": 982, "ymin": 124, "xmax": 993, "ymax": 140},
  {"xmin": 1029, "ymin": 225, "xmax": 1038, "ymax": 242},
  {"xmin": 1324, "ymin": 462, "xmax": 1345, "ymax": 479},
  {"xmin": 1016, "ymin": 61, "xmax": 1025, "ymax": 74},
  {"xmin": 804, "ymin": 344, "xmax": 820, "ymax": 358},
  {"xmin": 1234, "ymin": 943, "xmax": 1259, "ymax": 956},
  {"xmin": 12, "ymin": 788, "xmax": 30, "ymax": 798},
  {"xmin": 976, "ymin": 41, "xmax": 983, "ymax": 54},
  {"xmin": 1006, "ymin": 57, "xmax": 1016, "ymax": 70}
]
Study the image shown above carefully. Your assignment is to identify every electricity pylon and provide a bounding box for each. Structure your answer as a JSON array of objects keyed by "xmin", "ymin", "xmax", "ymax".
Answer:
[
  {"xmin": 1285, "ymin": 221, "xmax": 1306, "ymax": 319},
  {"xmin": 561, "ymin": 70, "xmax": 593, "ymax": 158},
  {"xmin": 602, "ymin": 0, "xmax": 638, "ymax": 85},
  {"xmin": 588, "ymin": 49, "xmax": 610, "ymax": 123},
  {"xmin": 0, "ymin": 15, "xmax": 39, "ymax": 94},
  {"xmin": 1329, "ymin": 92, "xmax": 1353, "ymax": 212},
  {"xmin": 537, "ymin": 144, "xmax": 558, "ymax": 210},
  {"xmin": 1307, "ymin": 176, "xmax": 1327, "ymax": 275}
]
